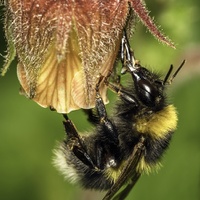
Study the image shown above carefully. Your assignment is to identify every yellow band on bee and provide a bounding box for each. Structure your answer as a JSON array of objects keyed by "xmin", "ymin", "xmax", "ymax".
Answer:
[{"xmin": 135, "ymin": 105, "xmax": 178, "ymax": 139}]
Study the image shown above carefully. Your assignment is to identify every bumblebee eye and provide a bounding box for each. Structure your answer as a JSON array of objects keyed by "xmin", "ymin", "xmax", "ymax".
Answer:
[{"xmin": 137, "ymin": 79, "xmax": 160, "ymax": 107}]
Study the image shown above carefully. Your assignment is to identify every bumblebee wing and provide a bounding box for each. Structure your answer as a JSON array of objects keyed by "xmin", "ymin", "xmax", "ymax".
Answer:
[
  {"xmin": 112, "ymin": 173, "xmax": 141, "ymax": 200},
  {"xmin": 102, "ymin": 137, "xmax": 145, "ymax": 200}
]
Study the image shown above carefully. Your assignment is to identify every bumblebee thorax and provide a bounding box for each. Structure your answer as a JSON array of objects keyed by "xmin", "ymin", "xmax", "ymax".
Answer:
[{"xmin": 133, "ymin": 105, "xmax": 178, "ymax": 139}]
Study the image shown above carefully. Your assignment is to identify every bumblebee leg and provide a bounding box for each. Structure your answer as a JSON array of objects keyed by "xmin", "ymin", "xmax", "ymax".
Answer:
[
  {"xmin": 63, "ymin": 114, "xmax": 97, "ymax": 169},
  {"xmin": 104, "ymin": 31, "xmax": 138, "ymax": 107},
  {"xmin": 95, "ymin": 80, "xmax": 119, "ymax": 143},
  {"xmin": 121, "ymin": 30, "xmax": 136, "ymax": 73},
  {"xmin": 112, "ymin": 173, "xmax": 141, "ymax": 200},
  {"xmin": 102, "ymin": 137, "xmax": 145, "ymax": 200},
  {"xmin": 105, "ymin": 80, "xmax": 139, "ymax": 107},
  {"xmin": 91, "ymin": 79, "xmax": 121, "ymax": 169},
  {"xmin": 83, "ymin": 73, "xmax": 119, "ymax": 126}
]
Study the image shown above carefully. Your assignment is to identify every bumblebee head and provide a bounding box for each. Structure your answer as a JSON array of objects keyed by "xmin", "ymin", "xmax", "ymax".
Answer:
[{"xmin": 128, "ymin": 60, "xmax": 185, "ymax": 110}]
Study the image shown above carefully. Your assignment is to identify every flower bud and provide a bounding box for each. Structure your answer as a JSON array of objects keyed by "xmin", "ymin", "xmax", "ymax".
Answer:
[{"xmin": 1, "ymin": 0, "xmax": 174, "ymax": 113}]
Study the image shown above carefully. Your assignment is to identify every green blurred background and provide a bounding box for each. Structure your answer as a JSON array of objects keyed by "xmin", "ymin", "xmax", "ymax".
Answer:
[{"xmin": 0, "ymin": 0, "xmax": 199, "ymax": 200}]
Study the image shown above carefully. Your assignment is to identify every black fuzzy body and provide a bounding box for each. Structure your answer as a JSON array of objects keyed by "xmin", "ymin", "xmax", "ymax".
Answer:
[{"xmin": 56, "ymin": 68, "xmax": 175, "ymax": 191}]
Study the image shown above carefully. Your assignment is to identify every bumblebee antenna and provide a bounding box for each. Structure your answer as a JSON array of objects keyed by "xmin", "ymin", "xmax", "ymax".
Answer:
[
  {"xmin": 163, "ymin": 65, "xmax": 173, "ymax": 85},
  {"xmin": 164, "ymin": 60, "xmax": 185, "ymax": 85},
  {"xmin": 170, "ymin": 60, "xmax": 185, "ymax": 82}
]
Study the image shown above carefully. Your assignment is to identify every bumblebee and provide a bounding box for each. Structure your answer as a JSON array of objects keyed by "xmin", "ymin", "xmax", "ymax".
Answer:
[{"xmin": 53, "ymin": 33, "xmax": 184, "ymax": 200}]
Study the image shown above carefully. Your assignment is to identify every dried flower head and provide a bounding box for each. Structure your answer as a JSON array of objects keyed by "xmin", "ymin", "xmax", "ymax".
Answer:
[{"xmin": 1, "ymin": 0, "xmax": 174, "ymax": 113}]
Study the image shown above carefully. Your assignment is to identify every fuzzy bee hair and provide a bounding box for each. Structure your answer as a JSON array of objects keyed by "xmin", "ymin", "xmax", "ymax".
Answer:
[{"xmin": 53, "ymin": 33, "xmax": 184, "ymax": 200}]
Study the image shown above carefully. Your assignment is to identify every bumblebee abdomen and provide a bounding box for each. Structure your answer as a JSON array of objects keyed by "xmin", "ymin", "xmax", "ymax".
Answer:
[
  {"xmin": 53, "ymin": 143, "xmax": 114, "ymax": 190},
  {"xmin": 80, "ymin": 168, "xmax": 113, "ymax": 190},
  {"xmin": 132, "ymin": 104, "xmax": 177, "ymax": 173},
  {"xmin": 145, "ymin": 132, "xmax": 172, "ymax": 162}
]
